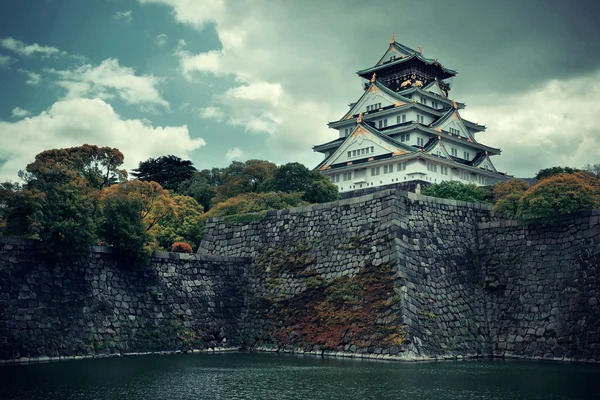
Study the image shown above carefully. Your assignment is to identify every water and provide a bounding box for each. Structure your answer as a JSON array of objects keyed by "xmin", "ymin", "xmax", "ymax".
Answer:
[{"xmin": 1, "ymin": 353, "xmax": 599, "ymax": 400}]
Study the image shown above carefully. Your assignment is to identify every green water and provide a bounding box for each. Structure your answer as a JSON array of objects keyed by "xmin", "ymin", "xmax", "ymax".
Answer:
[{"xmin": 1, "ymin": 353, "xmax": 599, "ymax": 400}]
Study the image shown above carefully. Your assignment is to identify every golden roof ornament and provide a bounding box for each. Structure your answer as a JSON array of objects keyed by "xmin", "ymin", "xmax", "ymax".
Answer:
[
  {"xmin": 418, "ymin": 45, "xmax": 423, "ymax": 54},
  {"xmin": 371, "ymin": 72, "xmax": 377, "ymax": 83},
  {"xmin": 452, "ymin": 99, "xmax": 457, "ymax": 109},
  {"xmin": 357, "ymin": 112, "xmax": 363, "ymax": 123},
  {"xmin": 390, "ymin": 33, "xmax": 395, "ymax": 44}
]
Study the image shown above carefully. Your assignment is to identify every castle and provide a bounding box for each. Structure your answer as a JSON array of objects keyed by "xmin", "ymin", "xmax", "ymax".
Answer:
[{"xmin": 313, "ymin": 35, "xmax": 508, "ymax": 193}]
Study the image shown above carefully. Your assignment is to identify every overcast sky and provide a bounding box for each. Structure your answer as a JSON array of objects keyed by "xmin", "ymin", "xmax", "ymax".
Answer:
[{"xmin": 0, "ymin": 0, "xmax": 599, "ymax": 180}]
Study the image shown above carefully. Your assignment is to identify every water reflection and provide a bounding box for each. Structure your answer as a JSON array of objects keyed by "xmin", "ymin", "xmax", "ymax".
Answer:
[{"xmin": 1, "ymin": 353, "xmax": 599, "ymax": 400}]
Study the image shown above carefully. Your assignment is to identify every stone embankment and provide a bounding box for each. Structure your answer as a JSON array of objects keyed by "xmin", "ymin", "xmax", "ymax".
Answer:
[{"xmin": 1, "ymin": 189, "xmax": 599, "ymax": 363}]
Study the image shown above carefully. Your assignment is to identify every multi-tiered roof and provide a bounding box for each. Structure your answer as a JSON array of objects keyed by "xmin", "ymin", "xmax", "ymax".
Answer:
[{"xmin": 313, "ymin": 35, "xmax": 507, "ymax": 192}]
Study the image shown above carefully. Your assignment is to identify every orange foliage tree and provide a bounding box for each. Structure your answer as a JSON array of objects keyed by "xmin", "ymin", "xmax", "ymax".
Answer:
[
  {"xmin": 517, "ymin": 172, "xmax": 600, "ymax": 219},
  {"xmin": 492, "ymin": 179, "xmax": 530, "ymax": 218}
]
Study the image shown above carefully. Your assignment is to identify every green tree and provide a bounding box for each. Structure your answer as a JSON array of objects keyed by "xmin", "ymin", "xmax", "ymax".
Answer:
[
  {"xmin": 213, "ymin": 160, "xmax": 277, "ymax": 202},
  {"xmin": 0, "ymin": 182, "xmax": 42, "ymax": 236},
  {"xmin": 535, "ymin": 166, "xmax": 580, "ymax": 181},
  {"xmin": 492, "ymin": 179, "xmax": 530, "ymax": 218},
  {"xmin": 517, "ymin": 172, "xmax": 600, "ymax": 220},
  {"xmin": 29, "ymin": 177, "xmax": 99, "ymax": 259},
  {"xmin": 131, "ymin": 155, "xmax": 197, "ymax": 191},
  {"xmin": 177, "ymin": 172, "xmax": 216, "ymax": 211},
  {"xmin": 269, "ymin": 162, "xmax": 339, "ymax": 203},
  {"xmin": 99, "ymin": 187, "xmax": 152, "ymax": 264},
  {"xmin": 421, "ymin": 181, "xmax": 491, "ymax": 203}
]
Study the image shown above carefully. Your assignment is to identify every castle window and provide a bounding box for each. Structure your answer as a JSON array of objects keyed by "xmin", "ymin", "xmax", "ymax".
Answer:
[
  {"xmin": 370, "ymin": 167, "xmax": 381, "ymax": 176},
  {"xmin": 343, "ymin": 172, "xmax": 352, "ymax": 181},
  {"xmin": 449, "ymin": 127, "xmax": 460, "ymax": 135},
  {"xmin": 441, "ymin": 166, "xmax": 448, "ymax": 175},
  {"xmin": 347, "ymin": 151, "xmax": 351, "ymax": 158},
  {"xmin": 464, "ymin": 151, "xmax": 470, "ymax": 160},
  {"xmin": 371, "ymin": 146, "xmax": 374, "ymax": 153},
  {"xmin": 361, "ymin": 148, "xmax": 365, "ymax": 155},
  {"xmin": 417, "ymin": 137, "xmax": 425, "ymax": 147},
  {"xmin": 366, "ymin": 103, "xmax": 381, "ymax": 112},
  {"xmin": 451, "ymin": 148, "xmax": 458, "ymax": 157},
  {"xmin": 432, "ymin": 101, "xmax": 439, "ymax": 109},
  {"xmin": 427, "ymin": 162, "xmax": 437, "ymax": 173},
  {"xmin": 378, "ymin": 119, "xmax": 388, "ymax": 128},
  {"xmin": 417, "ymin": 115, "xmax": 424, "ymax": 124},
  {"xmin": 397, "ymin": 162, "xmax": 406, "ymax": 171},
  {"xmin": 420, "ymin": 97, "xmax": 427, "ymax": 105}
]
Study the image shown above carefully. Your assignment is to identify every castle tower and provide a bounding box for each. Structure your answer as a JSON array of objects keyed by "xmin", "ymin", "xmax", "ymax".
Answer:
[{"xmin": 313, "ymin": 35, "xmax": 508, "ymax": 193}]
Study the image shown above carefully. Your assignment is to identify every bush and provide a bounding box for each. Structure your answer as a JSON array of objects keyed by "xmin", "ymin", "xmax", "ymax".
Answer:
[
  {"xmin": 172, "ymin": 242, "xmax": 193, "ymax": 253},
  {"xmin": 421, "ymin": 181, "xmax": 492, "ymax": 204},
  {"xmin": 205, "ymin": 192, "xmax": 308, "ymax": 218},
  {"xmin": 517, "ymin": 172, "xmax": 600, "ymax": 220},
  {"xmin": 492, "ymin": 179, "xmax": 530, "ymax": 219}
]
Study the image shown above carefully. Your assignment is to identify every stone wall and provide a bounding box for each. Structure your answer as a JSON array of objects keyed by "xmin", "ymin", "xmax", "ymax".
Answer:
[
  {"xmin": 479, "ymin": 211, "xmax": 600, "ymax": 362},
  {"xmin": 0, "ymin": 237, "xmax": 250, "ymax": 360},
  {"xmin": 2, "ymin": 189, "xmax": 599, "ymax": 363},
  {"xmin": 199, "ymin": 190, "xmax": 600, "ymax": 362}
]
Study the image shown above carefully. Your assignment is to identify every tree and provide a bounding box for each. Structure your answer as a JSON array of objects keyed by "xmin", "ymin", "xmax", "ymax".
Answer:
[
  {"xmin": 99, "ymin": 187, "xmax": 152, "ymax": 264},
  {"xmin": 492, "ymin": 179, "xmax": 530, "ymax": 218},
  {"xmin": 535, "ymin": 166, "xmax": 580, "ymax": 181},
  {"xmin": 0, "ymin": 182, "xmax": 42, "ymax": 237},
  {"xmin": 29, "ymin": 177, "xmax": 99, "ymax": 259},
  {"xmin": 24, "ymin": 144, "xmax": 126, "ymax": 190},
  {"xmin": 177, "ymin": 172, "xmax": 216, "ymax": 211},
  {"xmin": 205, "ymin": 192, "xmax": 308, "ymax": 218},
  {"xmin": 269, "ymin": 162, "xmax": 339, "ymax": 203},
  {"xmin": 583, "ymin": 163, "xmax": 600, "ymax": 179},
  {"xmin": 213, "ymin": 160, "xmax": 277, "ymax": 201},
  {"xmin": 517, "ymin": 172, "xmax": 600, "ymax": 220},
  {"xmin": 421, "ymin": 181, "xmax": 492, "ymax": 203},
  {"xmin": 131, "ymin": 155, "xmax": 197, "ymax": 191},
  {"xmin": 17, "ymin": 146, "xmax": 123, "ymax": 258},
  {"xmin": 150, "ymin": 194, "xmax": 205, "ymax": 251},
  {"xmin": 99, "ymin": 180, "xmax": 176, "ymax": 263},
  {"xmin": 101, "ymin": 180, "xmax": 175, "ymax": 233}
]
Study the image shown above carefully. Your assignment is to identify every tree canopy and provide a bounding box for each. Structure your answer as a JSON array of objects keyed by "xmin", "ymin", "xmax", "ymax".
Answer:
[
  {"xmin": 534, "ymin": 166, "xmax": 580, "ymax": 181},
  {"xmin": 131, "ymin": 155, "xmax": 197, "ymax": 191},
  {"xmin": 517, "ymin": 172, "xmax": 600, "ymax": 219}
]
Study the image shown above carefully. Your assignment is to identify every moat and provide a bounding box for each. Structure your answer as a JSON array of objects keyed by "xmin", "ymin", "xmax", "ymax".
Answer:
[{"xmin": 1, "ymin": 353, "xmax": 599, "ymax": 400}]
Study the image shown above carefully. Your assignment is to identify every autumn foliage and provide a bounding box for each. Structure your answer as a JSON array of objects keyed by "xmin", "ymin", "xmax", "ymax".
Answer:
[
  {"xmin": 171, "ymin": 242, "xmax": 193, "ymax": 253},
  {"xmin": 516, "ymin": 172, "xmax": 600, "ymax": 219}
]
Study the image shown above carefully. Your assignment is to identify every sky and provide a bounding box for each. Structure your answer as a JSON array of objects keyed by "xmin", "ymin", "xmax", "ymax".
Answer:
[{"xmin": 0, "ymin": 0, "xmax": 599, "ymax": 181}]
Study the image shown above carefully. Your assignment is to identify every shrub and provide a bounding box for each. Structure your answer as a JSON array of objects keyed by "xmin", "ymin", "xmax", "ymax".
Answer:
[
  {"xmin": 421, "ymin": 181, "xmax": 491, "ymax": 204},
  {"xmin": 517, "ymin": 172, "xmax": 600, "ymax": 220},
  {"xmin": 492, "ymin": 179, "xmax": 530, "ymax": 218},
  {"xmin": 205, "ymin": 192, "xmax": 308, "ymax": 218},
  {"xmin": 172, "ymin": 242, "xmax": 193, "ymax": 253}
]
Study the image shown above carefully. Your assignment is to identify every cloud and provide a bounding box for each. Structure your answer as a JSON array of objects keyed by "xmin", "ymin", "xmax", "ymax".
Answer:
[
  {"xmin": 0, "ymin": 37, "xmax": 61, "ymax": 58},
  {"xmin": 114, "ymin": 10, "xmax": 133, "ymax": 22},
  {"xmin": 224, "ymin": 81, "xmax": 282, "ymax": 107},
  {"xmin": 155, "ymin": 33, "xmax": 168, "ymax": 47},
  {"xmin": 176, "ymin": 42, "xmax": 223, "ymax": 78},
  {"xmin": 463, "ymin": 70, "xmax": 600, "ymax": 177},
  {"xmin": 139, "ymin": 0, "xmax": 225, "ymax": 29},
  {"xmin": 18, "ymin": 69, "xmax": 41, "ymax": 85},
  {"xmin": 0, "ymin": 53, "xmax": 12, "ymax": 68},
  {"xmin": 198, "ymin": 106, "xmax": 225, "ymax": 121},
  {"xmin": 48, "ymin": 58, "xmax": 169, "ymax": 108},
  {"xmin": 225, "ymin": 147, "xmax": 244, "ymax": 161},
  {"xmin": 11, "ymin": 107, "xmax": 30, "ymax": 118},
  {"xmin": 0, "ymin": 98, "xmax": 206, "ymax": 181}
]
